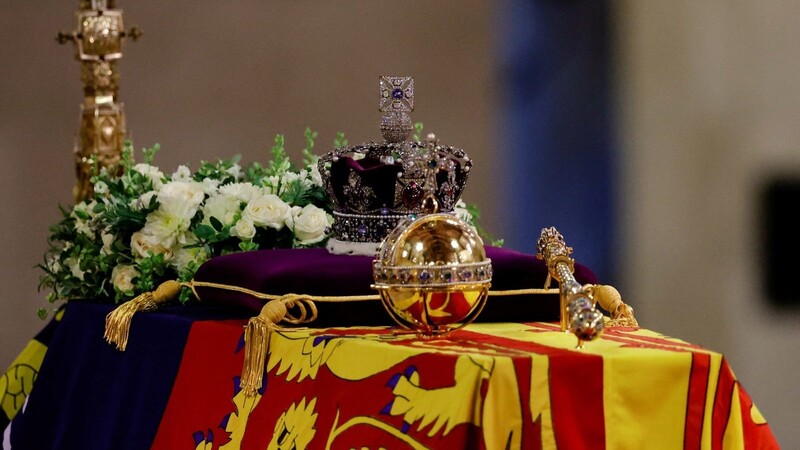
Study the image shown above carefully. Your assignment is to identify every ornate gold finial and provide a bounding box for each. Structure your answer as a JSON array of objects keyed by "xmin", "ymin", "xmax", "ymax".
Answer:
[{"xmin": 57, "ymin": 0, "xmax": 141, "ymax": 202}]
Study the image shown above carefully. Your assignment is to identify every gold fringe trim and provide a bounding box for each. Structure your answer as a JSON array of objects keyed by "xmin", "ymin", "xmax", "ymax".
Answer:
[
  {"xmin": 587, "ymin": 284, "xmax": 639, "ymax": 327},
  {"xmin": 103, "ymin": 280, "xmax": 181, "ymax": 351},
  {"xmin": 240, "ymin": 294, "xmax": 317, "ymax": 397}
]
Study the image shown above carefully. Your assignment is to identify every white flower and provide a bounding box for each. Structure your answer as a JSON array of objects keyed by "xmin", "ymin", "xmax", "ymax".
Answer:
[
  {"xmin": 141, "ymin": 181, "xmax": 204, "ymax": 248},
  {"xmin": 133, "ymin": 163, "xmax": 165, "ymax": 189},
  {"xmin": 308, "ymin": 164, "xmax": 323, "ymax": 187},
  {"xmin": 100, "ymin": 232, "xmax": 115, "ymax": 255},
  {"xmin": 111, "ymin": 264, "xmax": 139, "ymax": 293},
  {"xmin": 202, "ymin": 177, "xmax": 221, "ymax": 195},
  {"xmin": 70, "ymin": 201, "xmax": 97, "ymax": 236},
  {"xmin": 454, "ymin": 199, "xmax": 473, "ymax": 224},
  {"xmin": 171, "ymin": 165, "xmax": 192, "ymax": 182},
  {"xmin": 279, "ymin": 170, "xmax": 312, "ymax": 195},
  {"xmin": 225, "ymin": 163, "xmax": 242, "ymax": 180},
  {"xmin": 291, "ymin": 204, "xmax": 333, "ymax": 245},
  {"xmin": 130, "ymin": 190, "xmax": 157, "ymax": 211},
  {"xmin": 157, "ymin": 180, "xmax": 205, "ymax": 212},
  {"xmin": 130, "ymin": 231, "xmax": 173, "ymax": 260},
  {"xmin": 65, "ymin": 257, "xmax": 84, "ymax": 281},
  {"xmin": 260, "ymin": 176, "xmax": 280, "ymax": 195},
  {"xmin": 141, "ymin": 207, "xmax": 192, "ymax": 250},
  {"xmin": 170, "ymin": 234, "xmax": 207, "ymax": 272},
  {"xmin": 46, "ymin": 257, "xmax": 61, "ymax": 273},
  {"xmin": 243, "ymin": 194, "xmax": 292, "ymax": 230},
  {"xmin": 201, "ymin": 193, "xmax": 241, "ymax": 228},
  {"xmin": 219, "ymin": 182, "xmax": 260, "ymax": 203},
  {"xmin": 231, "ymin": 217, "xmax": 257, "ymax": 240},
  {"xmin": 93, "ymin": 181, "xmax": 108, "ymax": 195}
]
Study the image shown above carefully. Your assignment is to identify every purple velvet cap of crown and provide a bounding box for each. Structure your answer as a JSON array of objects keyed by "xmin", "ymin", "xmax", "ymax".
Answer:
[
  {"xmin": 321, "ymin": 141, "xmax": 472, "ymax": 216},
  {"xmin": 192, "ymin": 246, "xmax": 598, "ymax": 326}
]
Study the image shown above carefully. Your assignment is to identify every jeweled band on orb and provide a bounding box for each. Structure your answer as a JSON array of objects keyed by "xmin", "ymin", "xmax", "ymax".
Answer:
[{"xmin": 372, "ymin": 260, "xmax": 493, "ymax": 289}]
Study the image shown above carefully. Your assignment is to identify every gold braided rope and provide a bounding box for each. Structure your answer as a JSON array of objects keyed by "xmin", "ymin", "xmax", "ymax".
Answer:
[{"xmin": 103, "ymin": 279, "xmax": 562, "ymax": 352}]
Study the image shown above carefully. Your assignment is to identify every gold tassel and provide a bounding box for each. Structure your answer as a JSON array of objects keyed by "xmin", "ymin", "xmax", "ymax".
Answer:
[
  {"xmin": 240, "ymin": 299, "xmax": 290, "ymax": 397},
  {"xmin": 104, "ymin": 280, "xmax": 181, "ymax": 351},
  {"xmin": 589, "ymin": 284, "xmax": 639, "ymax": 327}
]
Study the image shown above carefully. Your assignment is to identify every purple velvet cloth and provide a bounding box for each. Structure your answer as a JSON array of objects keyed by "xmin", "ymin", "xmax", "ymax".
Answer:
[{"xmin": 193, "ymin": 246, "xmax": 597, "ymax": 326}]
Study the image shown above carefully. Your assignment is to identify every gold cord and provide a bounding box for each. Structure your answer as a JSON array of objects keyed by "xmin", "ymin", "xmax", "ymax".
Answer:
[
  {"xmin": 189, "ymin": 280, "xmax": 558, "ymax": 302},
  {"xmin": 103, "ymin": 279, "xmax": 561, "ymax": 353}
]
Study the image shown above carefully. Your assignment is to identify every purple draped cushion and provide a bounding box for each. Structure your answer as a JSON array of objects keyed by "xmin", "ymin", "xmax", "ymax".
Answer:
[{"xmin": 192, "ymin": 246, "xmax": 597, "ymax": 326}]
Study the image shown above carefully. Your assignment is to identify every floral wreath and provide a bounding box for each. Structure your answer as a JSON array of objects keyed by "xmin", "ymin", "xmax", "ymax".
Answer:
[{"xmin": 37, "ymin": 127, "xmax": 491, "ymax": 317}]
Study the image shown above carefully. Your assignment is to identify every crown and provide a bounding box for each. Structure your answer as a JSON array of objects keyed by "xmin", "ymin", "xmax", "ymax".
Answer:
[{"xmin": 319, "ymin": 76, "xmax": 473, "ymax": 254}]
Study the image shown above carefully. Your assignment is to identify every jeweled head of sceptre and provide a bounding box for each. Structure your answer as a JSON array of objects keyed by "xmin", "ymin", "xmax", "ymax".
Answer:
[{"xmin": 537, "ymin": 227, "xmax": 605, "ymax": 347}]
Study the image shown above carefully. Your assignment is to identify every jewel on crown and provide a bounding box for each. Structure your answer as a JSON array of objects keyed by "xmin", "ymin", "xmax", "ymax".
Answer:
[{"xmin": 319, "ymin": 76, "xmax": 473, "ymax": 255}]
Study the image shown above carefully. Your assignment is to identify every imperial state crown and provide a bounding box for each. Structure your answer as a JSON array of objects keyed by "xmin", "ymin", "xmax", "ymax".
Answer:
[{"xmin": 319, "ymin": 76, "xmax": 473, "ymax": 255}]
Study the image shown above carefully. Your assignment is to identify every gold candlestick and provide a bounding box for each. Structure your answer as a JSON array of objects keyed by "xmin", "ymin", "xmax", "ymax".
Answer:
[{"xmin": 57, "ymin": 0, "xmax": 141, "ymax": 202}]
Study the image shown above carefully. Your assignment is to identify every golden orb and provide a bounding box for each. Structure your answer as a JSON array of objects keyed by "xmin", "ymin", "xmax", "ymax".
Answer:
[{"xmin": 372, "ymin": 213, "xmax": 492, "ymax": 336}]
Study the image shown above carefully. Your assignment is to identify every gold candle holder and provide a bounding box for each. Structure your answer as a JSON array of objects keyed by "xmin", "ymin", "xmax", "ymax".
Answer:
[{"xmin": 57, "ymin": 0, "xmax": 141, "ymax": 202}]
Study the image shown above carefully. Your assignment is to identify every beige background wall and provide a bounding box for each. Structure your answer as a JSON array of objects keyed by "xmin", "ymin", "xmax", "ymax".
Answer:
[
  {"xmin": 614, "ymin": 1, "xmax": 800, "ymax": 446},
  {"xmin": 1, "ymin": 1, "xmax": 798, "ymax": 446}
]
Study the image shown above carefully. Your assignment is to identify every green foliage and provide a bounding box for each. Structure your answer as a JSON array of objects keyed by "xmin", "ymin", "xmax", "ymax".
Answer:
[
  {"xmin": 413, "ymin": 122, "xmax": 424, "ymax": 142},
  {"xmin": 333, "ymin": 131, "xmax": 348, "ymax": 148}
]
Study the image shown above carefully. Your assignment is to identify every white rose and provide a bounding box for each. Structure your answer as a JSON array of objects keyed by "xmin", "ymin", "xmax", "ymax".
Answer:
[
  {"xmin": 231, "ymin": 217, "xmax": 257, "ymax": 240},
  {"xmin": 171, "ymin": 165, "xmax": 192, "ymax": 182},
  {"xmin": 243, "ymin": 194, "xmax": 291, "ymax": 230},
  {"xmin": 133, "ymin": 163, "xmax": 165, "ymax": 189},
  {"xmin": 157, "ymin": 181, "xmax": 205, "ymax": 214},
  {"xmin": 130, "ymin": 231, "xmax": 173, "ymax": 260},
  {"xmin": 292, "ymin": 204, "xmax": 333, "ymax": 245},
  {"xmin": 111, "ymin": 264, "xmax": 139, "ymax": 293}
]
